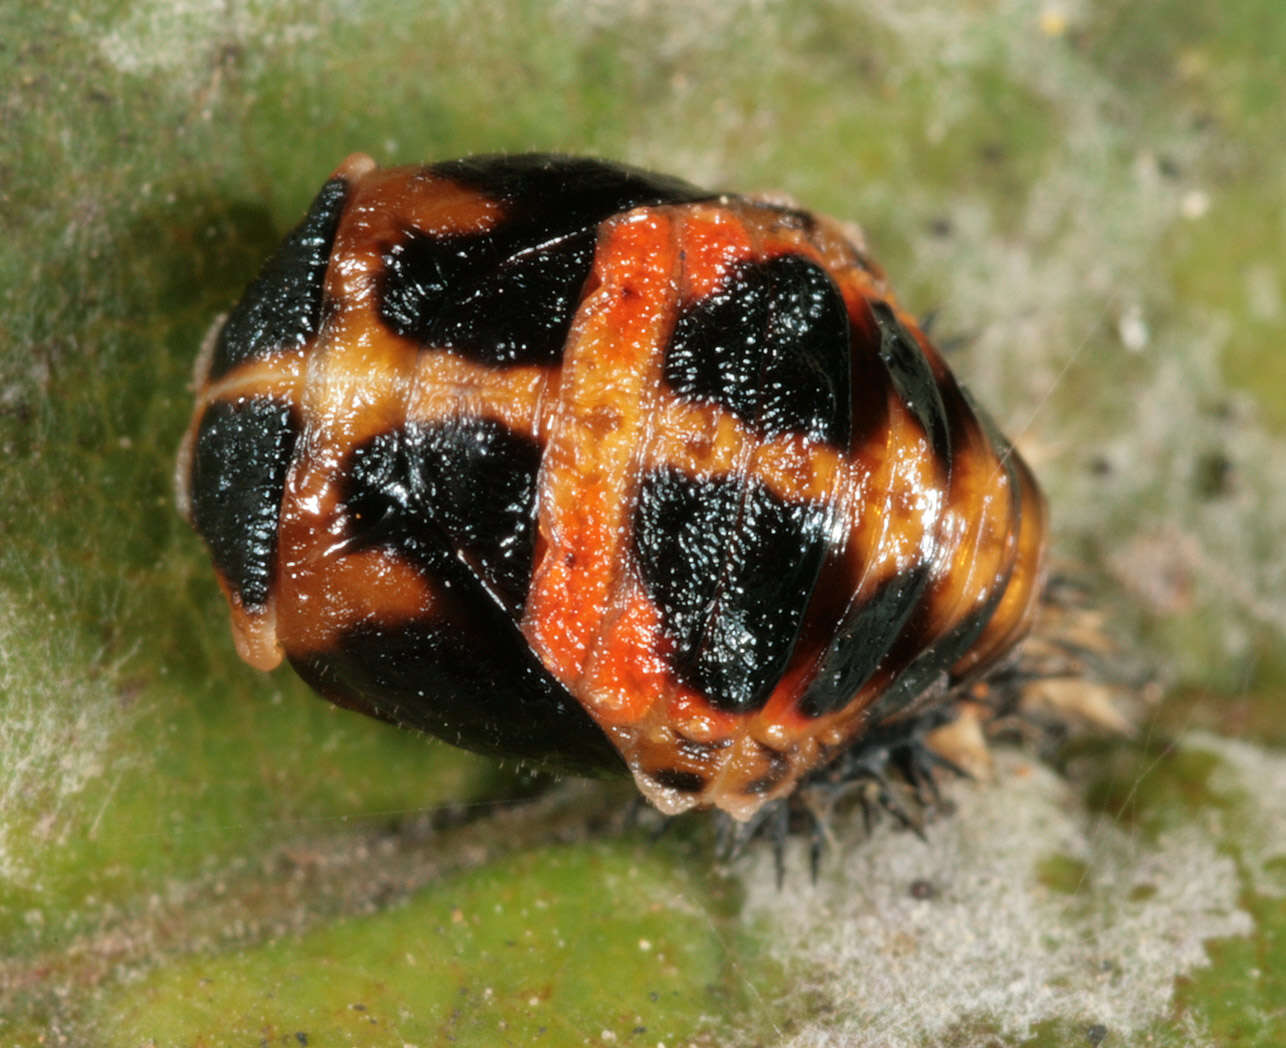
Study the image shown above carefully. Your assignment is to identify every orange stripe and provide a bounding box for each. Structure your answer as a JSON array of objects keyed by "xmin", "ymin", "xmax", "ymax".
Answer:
[
  {"xmin": 676, "ymin": 206, "xmax": 755, "ymax": 300},
  {"xmin": 523, "ymin": 209, "xmax": 681, "ymax": 721}
]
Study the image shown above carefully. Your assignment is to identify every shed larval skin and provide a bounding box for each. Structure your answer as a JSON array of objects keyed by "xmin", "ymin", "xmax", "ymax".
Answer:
[{"xmin": 178, "ymin": 153, "xmax": 1046, "ymax": 820}]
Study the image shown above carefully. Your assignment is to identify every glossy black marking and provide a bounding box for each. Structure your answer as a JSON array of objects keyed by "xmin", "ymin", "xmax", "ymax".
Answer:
[
  {"xmin": 633, "ymin": 468, "xmax": 826, "ymax": 713},
  {"xmin": 675, "ymin": 735, "xmax": 733, "ymax": 764},
  {"xmin": 895, "ymin": 414, "xmax": 1025, "ymax": 704},
  {"xmin": 649, "ymin": 768, "xmax": 707, "ymax": 793},
  {"xmin": 844, "ymin": 308, "xmax": 896, "ymax": 454},
  {"xmin": 379, "ymin": 154, "xmax": 711, "ymax": 366},
  {"xmin": 189, "ymin": 397, "xmax": 299, "ymax": 609},
  {"xmin": 863, "ymin": 374, "xmax": 1026, "ymax": 720},
  {"xmin": 870, "ymin": 302, "xmax": 951, "ymax": 463},
  {"xmin": 797, "ymin": 564, "xmax": 933, "ymax": 718},
  {"xmin": 863, "ymin": 533, "xmax": 1015, "ymax": 726},
  {"xmin": 863, "ymin": 601, "xmax": 998, "ymax": 726},
  {"xmin": 665, "ymin": 254, "xmax": 852, "ymax": 446},
  {"xmin": 791, "ymin": 305, "xmax": 955, "ymax": 717},
  {"xmin": 208, "ymin": 178, "xmax": 349, "ymax": 382},
  {"xmin": 290, "ymin": 615, "xmax": 623, "ymax": 774},
  {"xmin": 434, "ymin": 153, "xmax": 709, "ymax": 225},
  {"xmin": 343, "ymin": 418, "xmax": 541, "ymax": 615}
]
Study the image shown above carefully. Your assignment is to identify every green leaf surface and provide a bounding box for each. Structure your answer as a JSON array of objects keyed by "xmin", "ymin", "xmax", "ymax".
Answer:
[{"xmin": 98, "ymin": 844, "xmax": 754, "ymax": 1047}]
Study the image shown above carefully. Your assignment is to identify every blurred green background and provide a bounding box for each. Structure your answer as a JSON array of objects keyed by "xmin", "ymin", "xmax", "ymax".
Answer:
[{"xmin": 2, "ymin": 1, "xmax": 1284, "ymax": 1044}]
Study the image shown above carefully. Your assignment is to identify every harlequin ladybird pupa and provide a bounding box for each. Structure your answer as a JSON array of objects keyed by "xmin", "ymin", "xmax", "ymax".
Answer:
[{"xmin": 177, "ymin": 153, "xmax": 1045, "ymax": 822}]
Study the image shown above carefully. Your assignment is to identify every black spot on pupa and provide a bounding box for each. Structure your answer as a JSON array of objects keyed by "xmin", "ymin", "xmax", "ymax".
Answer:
[
  {"xmin": 379, "ymin": 154, "xmax": 711, "ymax": 366},
  {"xmin": 794, "ymin": 304, "xmax": 959, "ymax": 718},
  {"xmin": 291, "ymin": 614, "xmax": 622, "ymax": 774},
  {"xmin": 189, "ymin": 397, "xmax": 299, "ymax": 609},
  {"xmin": 865, "ymin": 383, "xmax": 1023, "ymax": 719},
  {"xmin": 674, "ymin": 735, "xmax": 733, "ymax": 764},
  {"xmin": 870, "ymin": 301, "xmax": 950, "ymax": 463},
  {"xmin": 798, "ymin": 564, "xmax": 933, "ymax": 718},
  {"xmin": 633, "ymin": 467, "xmax": 826, "ymax": 713},
  {"xmin": 343, "ymin": 417, "xmax": 542, "ymax": 615},
  {"xmin": 649, "ymin": 768, "xmax": 707, "ymax": 793},
  {"xmin": 207, "ymin": 177, "xmax": 349, "ymax": 381},
  {"xmin": 664, "ymin": 253, "xmax": 852, "ymax": 447}
]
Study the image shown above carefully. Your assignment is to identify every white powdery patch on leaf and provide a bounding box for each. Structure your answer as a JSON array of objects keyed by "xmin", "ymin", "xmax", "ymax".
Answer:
[
  {"xmin": 95, "ymin": 0, "xmax": 319, "ymax": 79},
  {"xmin": 1086, "ymin": 324, "xmax": 1286, "ymax": 649},
  {"xmin": 97, "ymin": 0, "xmax": 251, "ymax": 75},
  {"xmin": 739, "ymin": 748, "xmax": 1251, "ymax": 1047},
  {"xmin": 854, "ymin": 0, "xmax": 1286, "ymax": 676},
  {"xmin": 0, "ymin": 606, "xmax": 125, "ymax": 887},
  {"xmin": 1195, "ymin": 732, "xmax": 1286, "ymax": 898}
]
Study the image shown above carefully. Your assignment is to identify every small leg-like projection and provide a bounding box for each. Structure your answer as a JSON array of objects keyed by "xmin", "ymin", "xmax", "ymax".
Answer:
[
  {"xmin": 714, "ymin": 801, "xmax": 794, "ymax": 887},
  {"xmin": 815, "ymin": 709, "xmax": 970, "ymax": 842},
  {"xmin": 622, "ymin": 794, "xmax": 684, "ymax": 847},
  {"xmin": 717, "ymin": 706, "xmax": 972, "ymax": 883},
  {"xmin": 711, "ymin": 571, "xmax": 1140, "ymax": 884}
]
